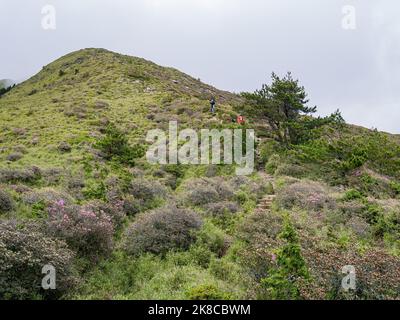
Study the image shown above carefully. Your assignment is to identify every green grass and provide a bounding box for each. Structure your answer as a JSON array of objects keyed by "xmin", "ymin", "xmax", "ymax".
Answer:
[{"xmin": 2, "ymin": 48, "xmax": 400, "ymax": 300}]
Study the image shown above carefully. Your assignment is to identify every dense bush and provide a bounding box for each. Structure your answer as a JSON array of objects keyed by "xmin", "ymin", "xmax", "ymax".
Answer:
[
  {"xmin": 301, "ymin": 240, "xmax": 400, "ymax": 299},
  {"xmin": 346, "ymin": 216, "xmax": 371, "ymax": 238},
  {"xmin": 183, "ymin": 178, "xmax": 234, "ymax": 206},
  {"xmin": 129, "ymin": 178, "xmax": 167, "ymax": 201},
  {"xmin": 276, "ymin": 180, "xmax": 336, "ymax": 211},
  {"xmin": 85, "ymin": 200, "xmax": 126, "ymax": 230},
  {"xmin": 122, "ymin": 195, "xmax": 141, "ymax": 216},
  {"xmin": 22, "ymin": 188, "xmax": 74, "ymax": 206},
  {"xmin": 0, "ymin": 166, "xmax": 42, "ymax": 184},
  {"xmin": 6, "ymin": 152, "xmax": 23, "ymax": 162},
  {"xmin": 124, "ymin": 205, "xmax": 202, "ymax": 256},
  {"xmin": 187, "ymin": 185, "xmax": 219, "ymax": 206},
  {"xmin": 0, "ymin": 220, "xmax": 76, "ymax": 299},
  {"xmin": 0, "ymin": 189, "xmax": 15, "ymax": 213},
  {"xmin": 46, "ymin": 200, "xmax": 114, "ymax": 258},
  {"xmin": 205, "ymin": 201, "xmax": 240, "ymax": 217},
  {"xmin": 260, "ymin": 217, "xmax": 309, "ymax": 300},
  {"xmin": 95, "ymin": 123, "xmax": 145, "ymax": 165},
  {"xmin": 275, "ymin": 163, "xmax": 306, "ymax": 178},
  {"xmin": 237, "ymin": 210, "xmax": 284, "ymax": 282},
  {"xmin": 265, "ymin": 154, "xmax": 281, "ymax": 174},
  {"xmin": 287, "ymin": 129, "xmax": 400, "ymax": 184},
  {"xmin": 128, "ymin": 178, "xmax": 167, "ymax": 211},
  {"xmin": 58, "ymin": 141, "xmax": 72, "ymax": 153},
  {"xmin": 196, "ymin": 222, "xmax": 232, "ymax": 258},
  {"xmin": 186, "ymin": 284, "xmax": 232, "ymax": 300},
  {"xmin": 342, "ymin": 189, "xmax": 365, "ymax": 201}
]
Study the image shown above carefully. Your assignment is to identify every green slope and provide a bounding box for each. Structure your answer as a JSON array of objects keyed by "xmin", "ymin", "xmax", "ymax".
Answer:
[{"xmin": 1, "ymin": 48, "xmax": 400, "ymax": 301}]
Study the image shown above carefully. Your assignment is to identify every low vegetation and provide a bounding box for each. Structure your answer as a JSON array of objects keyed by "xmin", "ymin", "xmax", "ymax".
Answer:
[{"xmin": 0, "ymin": 48, "xmax": 399, "ymax": 300}]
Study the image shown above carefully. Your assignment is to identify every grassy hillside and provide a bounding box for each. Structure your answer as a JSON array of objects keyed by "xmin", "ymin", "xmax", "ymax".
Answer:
[{"xmin": 1, "ymin": 48, "xmax": 400, "ymax": 300}]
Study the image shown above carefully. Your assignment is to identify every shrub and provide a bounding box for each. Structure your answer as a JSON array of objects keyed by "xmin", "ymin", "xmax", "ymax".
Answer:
[
  {"xmin": 85, "ymin": 200, "xmax": 126, "ymax": 230},
  {"xmin": 275, "ymin": 163, "xmax": 305, "ymax": 178},
  {"xmin": 204, "ymin": 201, "xmax": 241, "ymax": 231},
  {"xmin": 348, "ymin": 171, "xmax": 395, "ymax": 199},
  {"xmin": 94, "ymin": 100, "xmax": 109, "ymax": 109},
  {"xmin": 6, "ymin": 152, "xmax": 23, "ymax": 162},
  {"xmin": 162, "ymin": 164, "xmax": 187, "ymax": 188},
  {"xmin": 371, "ymin": 204, "xmax": 400, "ymax": 239},
  {"xmin": 390, "ymin": 181, "xmax": 400, "ymax": 195},
  {"xmin": 124, "ymin": 205, "xmax": 202, "ymax": 256},
  {"xmin": 301, "ymin": 239, "xmax": 400, "ymax": 300},
  {"xmin": 265, "ymin": 154, "xmax": 281, "ymax": 174},
  {"xmin": 0, "ymin": 220, "xmax": 76, "ymax": 299},
  {"xmin": 128, "ymin": 178, "xmax": 167, "ymax": 210},
  {"xmin": 276, "ymin": 180, "xmax": 336, "ymax": 211},
  {"xmin": 196, "ymin": 222, "xmax": 232, "ymax": 258},
  {"xmin": 342, "ymin": 189, "xmax": 365, "ymax": 201},
  {"xmin": 346, "ymin": 216, "xmax": 371, "ymax": 238},
  {"xmin": 186, "ymin": 185, "xmax": 219, "ymax": 206},
  {"xmin": 245, "ymin": 179, "xmax": 270, "ymax": 199},
  {"xmin": 338, "ymin": 200, "xmax": 365, "ymax": 217},
  {"xmin": 362, "ymin": 202, "xmax": 384, "ymax": 226},
  {"xmin": 58, "ymin": 141, "xmax": 72, "ymax": 153},
  {"xmin": 186, "ymin": 284, "xmax": 232, "ymax": 300},
  {"xmin": 229, "ymin": 176, "xmax": 250, "ymax": 188},
  {"xmin": 13, "ymin": 145, "xmax": 27, "ymax": 154},
  {"xmin": 0, "ymin": 166, "xmax": 42, "ymax": 184},
  {"xmin": 46, "ymin": 200, "xmax": 114, "ymax": 258},
  {"xmin": 22, "ymin": 188, "xmax": 74, "ymax": 207},
  {"xmin": 95, "ymin": 123, "xmax": 145, "ymax": 165},
  {"xmin": 237, "ymin": 210, "xmax": 284, "ymax": 283},
  {"xmin": 82, "ymin": 180, "xmax": 107, "ymax": 200},
  {"xmin": 204, "ymin": 201, "xmax": 240, "ymax": 217},
  {"xmin": 183, "ymin": 178, "xmax": 234, "ymax": 206},
  {"xmin": 27, "ymin": 89, "xmax": 38, "ymax": 96},
  {"xmin": 260, "ymin": 217, "xmax": 309, "ymax": 300},
  {"xmin": 0, "ymin": 190, "xmax": 15, "ymax": 213},
  {"xmin": 122, "ymin": 195, "xmax": 142, "ymax": 216}
]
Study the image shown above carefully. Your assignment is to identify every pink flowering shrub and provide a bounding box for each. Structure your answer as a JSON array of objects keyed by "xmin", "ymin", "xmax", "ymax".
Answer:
[
  {"xmin": 47, "ymin": 200, "xmax": 114, "ymax": 258},
  {"xmin": 86, "ymin": 199, "xmax": 126, "ymax": 230}
]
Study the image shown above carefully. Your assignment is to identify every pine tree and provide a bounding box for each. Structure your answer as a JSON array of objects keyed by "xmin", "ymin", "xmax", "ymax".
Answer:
[
  {"xmin": 260, "ymin": 215, "xmax": 309, "ymax": 299},
  {"xmin": 243, "ymin": 72, "xmax": 343, "ymax": 145}
]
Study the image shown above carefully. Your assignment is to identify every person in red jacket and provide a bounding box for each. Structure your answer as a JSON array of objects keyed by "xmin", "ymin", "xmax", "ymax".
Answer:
[{"xmin": 237, "ymin": 115, "xmax": 245, "ymax": 124}]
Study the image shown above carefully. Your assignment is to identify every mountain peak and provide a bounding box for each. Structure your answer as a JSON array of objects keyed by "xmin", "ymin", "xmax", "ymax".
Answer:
[{"xmin": 6, "ymin": 48, "xmax": 240, "ymax": 106}]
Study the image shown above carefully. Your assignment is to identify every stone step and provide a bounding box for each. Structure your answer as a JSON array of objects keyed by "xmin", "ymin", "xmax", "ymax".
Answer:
[
  {"xmin": 257, "ymin": 204, "xmax": 272, "ymax": 208},
  {"xmin": 256, "ymin": 195, "xmax": 276, "ymax": 211},
  {"xmin": 257, "ymin": 203, "xmax": 271, "ymax": 206}
]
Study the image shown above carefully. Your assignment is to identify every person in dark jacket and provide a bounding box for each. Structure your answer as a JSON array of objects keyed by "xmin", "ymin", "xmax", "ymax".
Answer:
[{"xmin": 210, "ymin": 97, "xmax": 216, "ymax": 113}]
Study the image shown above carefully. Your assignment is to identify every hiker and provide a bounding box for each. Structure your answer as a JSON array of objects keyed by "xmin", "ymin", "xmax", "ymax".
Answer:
[
  {"xmin": 210, "ymin": 97, "xmax": 216, "ymax": 113},
  {"xmin": 237, "ymin": 115, "xmax": 245, "ymax": 125}
]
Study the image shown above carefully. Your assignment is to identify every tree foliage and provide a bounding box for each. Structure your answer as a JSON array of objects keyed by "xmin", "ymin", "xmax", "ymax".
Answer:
[
  {"xmin": 242, "ymin": 72, "xmax": 343, "ymax": 146},
  {"xmin": 260, "ymin": 216, "xmax": 309, "ymax": 299},
  {"xmin": 95, "ymin": 123, "xmax": 145, "ymax": 165},
  {"xmin": 0, "ymin": 84, "xmax": 15, "ymax": 98}
]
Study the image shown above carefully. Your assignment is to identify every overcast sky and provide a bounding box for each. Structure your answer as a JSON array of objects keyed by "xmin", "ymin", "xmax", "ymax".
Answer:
[{"xmin": 1, "ymin": 0, "xmax": 399, "ymax": 133}]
